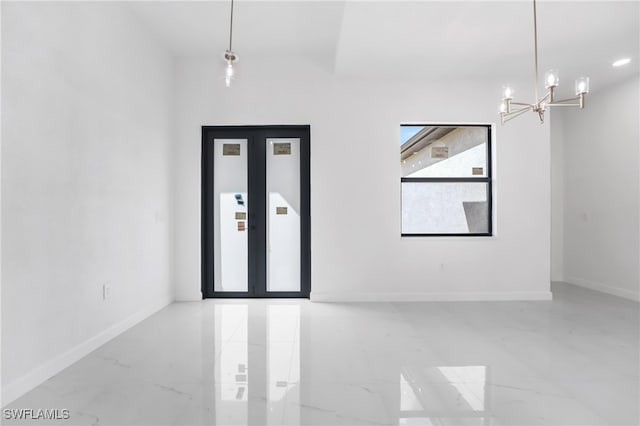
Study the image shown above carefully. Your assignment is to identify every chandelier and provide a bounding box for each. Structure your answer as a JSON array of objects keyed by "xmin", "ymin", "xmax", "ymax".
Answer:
[
  {"xmin": 499, "ymin": 0, "xmax": 589, "ymax": 124},
  {"xmin": 224, "ymin": 0, "xmax": 238, "ymax": 87}
]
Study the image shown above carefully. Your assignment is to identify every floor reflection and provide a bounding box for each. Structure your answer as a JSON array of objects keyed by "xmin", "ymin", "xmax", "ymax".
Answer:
[
  {"xmin": 214, "ymin": 304, "xmax": 248, "ymax": 423},
  {"xmin": 211, "ymin": 303, "xmax": 494, "ymax": 426},
  {"xmin": 400, "ymin": 366, "xmax": 490, "ymax": 425},
  {"xmin": 267, "ymin": 305, "xmax": 300, "ymax": 424},
  {"xmin": 211, "ymin": 303, "xmax": 301, "ymax": 425},
  {"xmin": 5, "ymin": 284, "xmax": 637, "ymax": 425}
]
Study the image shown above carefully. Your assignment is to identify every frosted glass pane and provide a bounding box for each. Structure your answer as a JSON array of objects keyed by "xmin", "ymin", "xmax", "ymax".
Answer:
[
  {"xmin": 401, "ymin": 126, "xmax": 488, "ymax": 178},
  {"xmin": 402, "ymin": 182, "xmax": 489, "ymax": 234},
  {"xmin": 266, "ymin": 138, "xmax": 301, "ymax": 292},
  {"xmin": 214, "ymin": 139, "xmax": 248, "ymax": 292}
]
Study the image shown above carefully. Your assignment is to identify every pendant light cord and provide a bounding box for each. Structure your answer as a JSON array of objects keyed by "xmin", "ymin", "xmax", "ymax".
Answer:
[
  {"xmin": 228, "ymin": 0, "xmax": 234, "ymax": 52},
  {"xmin": 533, "ymin": 0, "xmax": 539, "ymax": 102}
]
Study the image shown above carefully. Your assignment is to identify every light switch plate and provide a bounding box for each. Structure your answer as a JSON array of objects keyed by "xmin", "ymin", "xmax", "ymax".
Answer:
[{"xmin": 103, "ymin": 283, "xmax": 112, "ymax": 300}]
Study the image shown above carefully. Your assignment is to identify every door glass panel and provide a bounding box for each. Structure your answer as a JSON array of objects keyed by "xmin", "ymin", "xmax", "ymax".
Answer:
[
  {"xmin": 266, "ymin": 138, "xmax": 301, "ymax": 292},
  {"xmin": 214, "ymin": 139, "xmax": 248, "ymax": 292}
]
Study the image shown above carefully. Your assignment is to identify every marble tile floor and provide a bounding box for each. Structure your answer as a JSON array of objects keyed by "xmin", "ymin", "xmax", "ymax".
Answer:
[{"xmin": 3, "ymin": 282, "xmax": 639, "ymax": 426}]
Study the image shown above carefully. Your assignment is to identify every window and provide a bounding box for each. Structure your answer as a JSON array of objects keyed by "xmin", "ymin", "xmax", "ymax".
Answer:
[{"xmin": 400, "ymin": 124, "xmax": 492, "ymax": 236}]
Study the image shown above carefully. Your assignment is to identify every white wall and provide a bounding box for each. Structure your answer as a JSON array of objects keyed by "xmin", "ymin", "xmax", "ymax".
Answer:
[
  {"xmin": 555, "ymin": 76, "xmax": 640, "ymax": 301},
  {"xmin": 1, "ymin": 2, "xmax": 174, "ymax": 404},
  {"xmin": 174, "ymin": 56, "xmax": 552, "ymax": 301},
  {"xmin": 550, "ymin": 112, "xmax": 565, "ymax": 282}
]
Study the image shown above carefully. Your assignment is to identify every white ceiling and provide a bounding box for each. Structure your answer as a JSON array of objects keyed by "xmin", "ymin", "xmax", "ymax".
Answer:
[{"xmin": 128, "ymin": 1, "xmax": 639, "ymax": 89}]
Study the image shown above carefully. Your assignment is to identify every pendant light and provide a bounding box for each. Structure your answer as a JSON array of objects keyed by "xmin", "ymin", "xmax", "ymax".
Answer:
[
  {"xmin": 499, "ymin": 0, "xmax": 589, "ymax": 124},
  {"xmin": 224, "ymin": 0, "xmax": 238, "ymax": 87}
]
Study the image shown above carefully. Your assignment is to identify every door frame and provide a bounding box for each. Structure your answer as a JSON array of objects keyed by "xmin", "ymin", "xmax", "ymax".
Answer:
[{"xmin": 201, "ymin": 125, "xmax": 311, "ymax": 299}]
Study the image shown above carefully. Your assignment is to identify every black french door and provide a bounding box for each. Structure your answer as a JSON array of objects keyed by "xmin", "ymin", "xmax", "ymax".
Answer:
[{"xmin": 202, "ymin": 126, "xmax": 310, "ymax": 298}]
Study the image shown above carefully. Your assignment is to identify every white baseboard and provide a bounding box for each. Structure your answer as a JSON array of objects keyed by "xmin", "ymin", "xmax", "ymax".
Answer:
[
  {"xmin": 1, "ymin": 296, "xmax": 173, "ymax": 407},
  {"xmin": 310, "ymin": 291, "xmax": 553, "ymax": 302},
  {"xmin": 174, "ymin": 295, "xmax": 202, "ymax": 302},
  {"xmin": 564, "ymin": 276, "xmax": 640, "ymax": 302}
]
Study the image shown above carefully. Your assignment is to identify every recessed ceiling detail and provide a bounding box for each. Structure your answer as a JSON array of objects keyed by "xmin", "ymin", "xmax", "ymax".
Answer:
[{"xmin": 127, "ymin": 1, "xmax": 639, "ymax": 88}]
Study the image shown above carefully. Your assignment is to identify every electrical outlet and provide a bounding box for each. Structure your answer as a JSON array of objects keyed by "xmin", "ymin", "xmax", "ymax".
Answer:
[{"xmin": 103, "ymin": 283, "xmax": 112, "ymax": 300}]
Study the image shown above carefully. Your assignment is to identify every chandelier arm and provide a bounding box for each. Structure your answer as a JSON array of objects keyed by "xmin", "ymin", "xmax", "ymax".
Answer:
[
  {"xmin": 502, "ymin": 105, "xmax": 532, "ymax": 117},
  {"xmin": 510, "ymin": 101, "xmax": 535, "ymax": 107},
  {"xmin": 537, "ymin": 91, "xmax": 551, "ymax": 105},
  {"xmin": 548, "ymin": 96, "xmax": 582, "ymax": 104},
  {"xmin": 506, "ymin": 106, "xmax": 532, "ymax": 115},
  {"xmin": 502, "ymin": 107, "xmax": 533, "ymax": 123},
  {"xmin": 547, "ymin": 102, "xmax": 582, "ymax": 107}
]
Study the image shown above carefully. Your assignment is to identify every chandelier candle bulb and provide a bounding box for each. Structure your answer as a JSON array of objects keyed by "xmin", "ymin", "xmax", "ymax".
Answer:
[
  {"xmin": 544, "ymin": 69, "xmax": 559, "ymax": 89},
  {"xmin": 502, "ymin": 85, "xmax": 514, "ymax": 100},
  {"xmin": 575, "ymin": 77, "xmax": 589, "ymax": 96}
]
